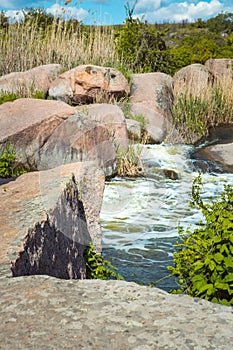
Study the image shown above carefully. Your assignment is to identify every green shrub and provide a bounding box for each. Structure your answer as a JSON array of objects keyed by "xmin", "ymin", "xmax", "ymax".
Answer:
[
  {"xmin": 168, "ymin": 175, "xmax": 233, "ymax": 306},
  {"xmin": 0, "ymin": 92, "xmax": 19, "ymax": 105},
  {"xmin": 114, "ymin": 9, "xmax": 169, "ymax": 74},
  {"xmin": 0, "ymin": 144, "xmax": 26, "ymax": 178},
  {"xmin": 85, "ymin": 243, "xmax": 124, "ymax": 280},
  {"xmin": 173, "ymin": 85, "xmax": 233, "ymax": 144}
]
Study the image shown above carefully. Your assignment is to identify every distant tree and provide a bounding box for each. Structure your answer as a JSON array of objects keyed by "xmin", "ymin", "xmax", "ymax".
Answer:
[{"xmin": 206, "ymin": 12, "xmax": 233, "ymax": 34}]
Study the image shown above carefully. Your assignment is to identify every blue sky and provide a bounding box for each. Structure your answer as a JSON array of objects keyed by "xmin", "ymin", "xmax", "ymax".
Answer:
[{"xmin": 1, "ymin": 1, "xmax": 233, "ymax": 25}]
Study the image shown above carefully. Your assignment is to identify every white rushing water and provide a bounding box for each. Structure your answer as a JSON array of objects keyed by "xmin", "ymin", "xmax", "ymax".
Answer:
[{"xmin": 100, "ymin": 144, "xmax": 233, "ymax": 289}]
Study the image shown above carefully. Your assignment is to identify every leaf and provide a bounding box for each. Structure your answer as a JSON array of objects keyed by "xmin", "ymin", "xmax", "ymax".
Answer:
[{"xmin": 223, "ymin": 273, "xmax": 233, "ymax": 283}]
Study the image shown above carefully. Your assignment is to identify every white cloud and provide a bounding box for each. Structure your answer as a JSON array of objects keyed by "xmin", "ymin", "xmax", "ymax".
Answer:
[
  {"xmin": 134, "ymin": 0, "xmax": 227, "ymax": 23},
  {"xmin": 47, "ymin": 4, "xmax": 89, "ymax": 21}
]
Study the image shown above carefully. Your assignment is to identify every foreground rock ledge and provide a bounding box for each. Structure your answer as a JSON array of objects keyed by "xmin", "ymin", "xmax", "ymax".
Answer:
[
  {"xmin": 0, "ymin": 276, "xmax": 232, "ymax": 350},
  {"xmin": 0, "ymin": 162, "xmax": 105, "ymax": 279}
]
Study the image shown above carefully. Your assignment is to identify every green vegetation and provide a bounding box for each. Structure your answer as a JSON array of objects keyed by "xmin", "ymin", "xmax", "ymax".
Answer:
[
  {"xmin": 168, "ymin": 175, "xmax": 233, "ymax": 306},
  {"xmin": 0, "ymin": 89, "xmax": 46, "ymax": 104},
  {"xmin": 85, "ymin": 243, "xmax": 124, "ymax": 280},
  {"xmin": 0, "ymin": 144, "xmax": 27, "ymax": 178},
  {"xmin": 173, "ymin": 84, "xmax": 233, "ymax": 143},
  {"xmin": 0, "ymin": 92, "xmax": 19, "ymax": 105}
]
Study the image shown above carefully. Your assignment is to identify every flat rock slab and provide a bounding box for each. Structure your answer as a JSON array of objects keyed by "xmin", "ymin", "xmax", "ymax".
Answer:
[
  {"xmin": 0, "ymin": 276, "xmax": 232, "ymax": 350},
  {"xmin": 0, "ymin": 162, "xmax": 105, "ymax": 278}
]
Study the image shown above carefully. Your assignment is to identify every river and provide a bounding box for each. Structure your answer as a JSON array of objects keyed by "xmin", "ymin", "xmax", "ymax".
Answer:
[{"xmin": 100, "ymin": 143, "xmax": 233, "ymax": 291}]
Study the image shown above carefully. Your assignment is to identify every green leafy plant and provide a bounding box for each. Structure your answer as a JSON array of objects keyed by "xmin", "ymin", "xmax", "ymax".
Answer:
[
  {"xmin": 0, "ymin": 92, "xmax": 19, "ymax": 105},
  {"xmin": 85, "ymin": 243, "xmax": 124, "ymax": 280},
  {"xmin": 0, "ymin": 144, "xmax": 26, "ymax": 178},
  {"xmin": 168, "ymin": 175, "xmax": 233, "ymax": 306}
]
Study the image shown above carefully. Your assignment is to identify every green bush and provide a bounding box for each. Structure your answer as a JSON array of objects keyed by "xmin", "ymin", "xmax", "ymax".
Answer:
[
  {"xmin": 115, "ymin": 15, "xmax": 169, "ymax": 73},
  {"xmin": 168, "ymin": 175, "xmax": 233, "ymax": 306},
  {"xmin": 0, "ymin": 92, "xmax": 19, "ymax": 105},
  {"xmin": 0, "ymin": 144, "xmax": 26, "ymax": 178},
  {"xmin": 85, "ymin": 243, "xmax": 124, "ymax": 280}
]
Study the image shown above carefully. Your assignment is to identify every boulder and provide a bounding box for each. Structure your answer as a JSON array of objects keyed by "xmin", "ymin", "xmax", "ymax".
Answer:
[
  {"xmin": 0, "ymin": 98, "xmax": 75, "ymax": 170},
  {"xmin": 205, "ymin": 58, "xmax": 233, "ymax": 83},
  {"xmin": 193, "ymin": 142, "xmax": 233, "ymax": 173},
  {"xmin": 173, "ymin": 63, "xmax": 214, "ymax": 97},
  {"xmin": 0, "ymin": 277, "xmax": 233, "ymax": 349},
  {"xmin": 49, "ymin": 65, "xmax": 130, "ymax": 105},
  {"xmin": 0, "ymin": 162, "xmax": 105, "ymax": 279},
  {"xmin": 38, "ymin": 109, "xmax": 118, "ymax": 177},
  {"xmin": 0, "ymin": 99, "xmax": 120, "ymax": 177},
  {"xmin": 78, "ymin": 103, "xmax": 129, "ymax": 150},
  {"xmin": 0, "ymin": 64, "xmax": 62, "ymax": 95},
  {"xmin": 130, "ymin": 72, "xmax": 174, "ymax": 143}
]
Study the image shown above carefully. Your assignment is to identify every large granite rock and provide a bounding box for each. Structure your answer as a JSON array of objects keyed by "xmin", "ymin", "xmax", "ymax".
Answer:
[
  {"xmin": 0, "ymin": 99, "xmax": 121, "ymax": 177},
  {"xmin": 0, "ymin": 162, "xmax": 105, "ymax": 279},
  {"xmin": 205, "ymin": 58, "xmax": 233, "ymax": 83},
  {"xmin": 49, "ymin": 65, "xmax": 130, "ymax": 105},
  {"xmin": 0, "ymin": 276, "xmax": 232, "ymax": 349},
  {"xmin": 78, "ymin": 103, "xmax": 129, "ymax": 150},
  {"xmin": 0, "ymin": 98, "xmax": 75, "ymax": 170},
  {"xmin": 38, "ymin": 109, "xmax": 118, "ymax": 177},
  {"xmin": 0, "ymin": 64, "xmax": 62, "ymax": 94},
  {"xmin": 173, "ymin": 63, "xmax": 214, "ymax": 97},
  {"xmin": 130, "ymin": 72, "xmax": 174, "ymax": 143}
]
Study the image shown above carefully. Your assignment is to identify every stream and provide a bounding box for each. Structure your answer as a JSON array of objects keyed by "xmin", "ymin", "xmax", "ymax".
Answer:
[{"xmin": 100, "ymin": 143, "xmax": 233, "ymax": 291}]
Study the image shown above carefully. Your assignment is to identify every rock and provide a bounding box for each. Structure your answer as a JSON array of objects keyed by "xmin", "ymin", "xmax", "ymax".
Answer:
[
  {"xmin": 78, "ymin": 103, "xmax": 129, "ymax": 150},
  {"xmin": 193, "ymin": 142, "xmax": 233, "ymax": 173},
  {"xmin": 0, "ymin": 277, "xmax": 233, "ymax": 349},
  {"xmin": 130, "ymin": 72, "xmax": 174, "ymax": 143},
  {"xmin": 205, "ymin": 58, "xmax": 233, "ymax": 83},
  {"xmin": 0, "ymin": 64, "xmax": 62, "ymax": 95},
  {"xmin": 0, "ymin": 162, "xmax": 105, "ymax": 279},
  {"xmin": 38, "ymin": 109, "xmax": 118, "ymax": 177},
  {"xmin": 0, "ymin": 99, "xmax": 119, "ymax": 177},
  {"xmin": 126, "ymin": 119, "xmax": 142, "ymax": 142},
  {"xmin": 173, "ymin": 63, "xmax": 214, "ymax": 97},
  {"xmin": 0, "ymin": 98, "xmax": 75, "ymax": 170},
  {"xmin": 49, "ymin": 65, "xmax": 130, "ymax": 105}
]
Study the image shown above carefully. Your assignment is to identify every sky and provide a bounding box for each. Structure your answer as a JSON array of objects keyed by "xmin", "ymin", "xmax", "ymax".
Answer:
[{"xmin": 1, "ymin": 0, "xmax": 233, "ymax": 25}]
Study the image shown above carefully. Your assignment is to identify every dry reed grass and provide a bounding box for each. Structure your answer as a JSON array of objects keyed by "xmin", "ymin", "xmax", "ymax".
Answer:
[{"xmin": 0, "ymin": 18, "xmax": 119, "ymax": 76}]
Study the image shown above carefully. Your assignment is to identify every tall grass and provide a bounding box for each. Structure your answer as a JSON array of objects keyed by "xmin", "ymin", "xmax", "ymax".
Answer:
[
  {"xmin": 0, "ymin": 18, "xmax": 120, "ymax": 76},
  {"xmin": 172, "ymin": 79, "xmax": 233, "ymax": 144}
]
